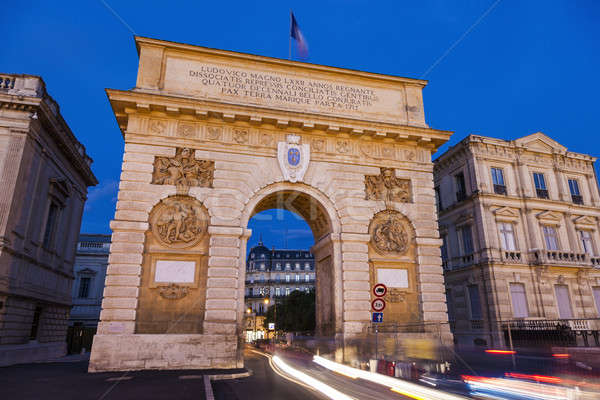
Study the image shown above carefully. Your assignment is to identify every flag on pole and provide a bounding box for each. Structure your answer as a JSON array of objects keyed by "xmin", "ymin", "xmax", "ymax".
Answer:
[{"xmin": 290, "ymin": 12, "xmax": 308, "ymax": 59}]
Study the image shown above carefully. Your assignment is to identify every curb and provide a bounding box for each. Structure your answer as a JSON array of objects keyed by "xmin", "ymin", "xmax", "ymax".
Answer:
[{"xmin": 205, "ymin": 369, "xmax": 253, "ymax": 400}]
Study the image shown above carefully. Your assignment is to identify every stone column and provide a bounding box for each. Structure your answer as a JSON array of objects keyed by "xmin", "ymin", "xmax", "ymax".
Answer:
[
  {"xmin": 586, "ymin": 173, "xmax": 600, "ymax": 207},
  {"xmin": 203, "ymin": 226, "xmax": 244, "ymax": 368},
  {"xmin": 0, "ymin": 132, "xmax": 26, "ymax": 243},
  {"xmin": 525, "ymin": 210, "xmax": 542, "ymax": 251},
  {"xmin": 564, "ymin": 213, "xmax": 580, "ymax": 254}
]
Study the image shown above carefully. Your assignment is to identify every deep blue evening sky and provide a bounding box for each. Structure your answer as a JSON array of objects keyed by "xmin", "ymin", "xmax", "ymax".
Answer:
[{"xmin": 3, "ymin": 1, "xmax": 599, "ymax": 251}]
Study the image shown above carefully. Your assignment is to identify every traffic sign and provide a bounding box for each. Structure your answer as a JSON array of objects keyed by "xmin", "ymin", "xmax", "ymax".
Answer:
[
  {"xmin": 268, "ymin": 322, "xmax": 275, "ymax": 330},
  {"xmin": 371, "ymin": 298, "xmax": 386, "ymax": 312},
  {"xmin": 372, "ymin": 312, "xmax": 383, "ymax": 323},
  {"xmin": 373, "ymin": 283, "xmax": 387, "ymax": 297}
]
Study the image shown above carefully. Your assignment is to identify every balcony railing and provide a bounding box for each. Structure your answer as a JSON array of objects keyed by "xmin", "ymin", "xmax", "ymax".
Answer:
[
  {"xmin": 0, "ymin": 76, "xmax": 16, "ymax": 90},
  {"xmin": 571, "ymin": 194, "xmax": 584, "ymax": 205},
  {"xmin": 536, "ymin": 188, "xmax": 549, "ymax": 199},
  {"xmin": 493, "ymin": 184, "xmax": 507, "ymax": 195},
  {"xmin": 501, "ymin": 318, "xmax": 600, "ymax": 348},
  {"xmin": 502, "ymin": 251, "xmax": 522, "ymax": 263},
  {"xmin": 533, "ymin": 250, "xmax": 587, "ymax": 265}
]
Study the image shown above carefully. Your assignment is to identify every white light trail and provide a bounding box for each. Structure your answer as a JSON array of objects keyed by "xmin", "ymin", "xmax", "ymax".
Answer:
[
  {"xmin": 313, "ymin": 356, "xmax": 468, "ymax": 400},
  {"xmin": 271, "ymin": 355, "xmax": 355, "ymax": 400}
]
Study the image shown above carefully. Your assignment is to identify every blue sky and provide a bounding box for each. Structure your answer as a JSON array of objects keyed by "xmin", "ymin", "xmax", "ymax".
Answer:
[{"xmin": 3, "ymin": 1, "xmax": 599, "ymax": 251}]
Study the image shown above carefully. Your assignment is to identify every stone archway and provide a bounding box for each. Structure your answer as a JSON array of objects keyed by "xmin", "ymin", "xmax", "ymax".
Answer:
[
  {"xmin": 89, "ymin": 36, "xmax": 452, "ymax": 372},
  {"xmin": 240, "ymin": 183, "xmax": 342, "ymax": 337}
]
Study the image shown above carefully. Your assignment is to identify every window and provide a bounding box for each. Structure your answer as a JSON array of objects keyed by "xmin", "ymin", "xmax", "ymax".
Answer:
[
  {"xmin": 295, "ymin": 263, "xmax": 300, "ymax": 270},
  {"xmin": 455, "ymin": 172, "xmax": 467, "ymax": 201},
  {"xmin": 260, "ymin": 263, "xmax": 265, "ymax": 270},
  {"xmin": 543, "ymin": 226, "xmax": 559, "ymax": 250},
  {"xmin": 260, "ymin": 254, "xmax": 265, "ymax": 258},
  {"xmin": 251, "ymin": 254, "xmax": 254, "ymax": 259},
  {"xmin": 43, "ymin": 203, "xmax": 60, "ymax": 248},
  {"xmin": 568, "ymin": 179, "xmax": 583, "ymax": 204},
  {"xmin": 78, "ymin": 277, "xmax": 91, "ymax": 298},
  {"xmin": 275, "ymin": 287, "xmax": 281, "ymax": 296},
  {"xmin": 260, "ymin": 274, "xmax": 265, "ymax": 282},
  {"xmin": 285, "ymin": 263, "xmax": 291, "ymax": 270},
  {"xmin": 555, "ymin": 285, "xmax": 573, "ymax": 319},
  {"xmin": 580, "ymin": 230, "xmax": 594, "ymax": 255},
  {"xmin": 460, "ymin": 226, "xmax": 474, "ymax": 255},
  {"xmin": 491, "ymin": 168, "xmax": 506, "ymax": 195},
  {"xmin": 509, "ymin": 283, "xmax": 529, "ymax": 318},
  {"xmin": 305, "ymin": 274, "xmax": 310, "ymax": 282},
  {"xmin": 285, "ymin": 287, "xmax": 291, "ymax": 296},
  {"xmin": 434, "ymin": 186, "xmax": 443, "ymax": 211},
  {"xmin": 467, "ymin": 285, "xmax": 482, "ymax": 320},
  {"xmin": 593, "ymin": 287, "xmax": 600, "ymax": 316},
  {"xmin": 441, "ymin": 235, "xmax": 449, "ymax": 266},
  {"xmin": 276, "ymin": 263, "xmax": 282, "ymax": 270},
  {"xmin": 533, "ymin": 173, "xmax": 548, "ymax": 199},
  {"xmin": 498, "ymin": 222, "xmax": 516, "ymax": 251},
  {"xmin": 285, "ymin": 274, "xmax": 290, "ymax": 282},
  {"xmin": 29, "ymin": 306, "xmax": 42, "ymax": 340},
  {"xmin": 295, "ymin": 274, "xmax": 300, "ymax": 282},
  {"xmin": 446, "ymin": 290, "xmax": 455, "ymax": 322},
  {"xmin": 304, "ymin": 263, "xmax": 310, "ymax": 270}
]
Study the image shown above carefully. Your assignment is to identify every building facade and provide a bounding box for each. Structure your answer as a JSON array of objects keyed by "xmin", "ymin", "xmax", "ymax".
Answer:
[
  {"xmin": 244, "ymin": 240, "xmax": 315, "ymax": 341},
  {"xmin": 0, "ymin": 74, "xmax": 97, "ymax": 366},
  {"xmin": 70, "ymin": 234, "xmax": 111, "ymax": 327},
  {"xmin": 434, "ymin": 133, "xmax": 600, "ymax": 347},
  {"xmin": 245, "ymin": 240, "xmax": 315, "ymax": 314}
]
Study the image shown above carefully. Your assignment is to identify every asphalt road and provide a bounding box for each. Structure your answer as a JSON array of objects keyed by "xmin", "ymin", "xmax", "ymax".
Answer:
[
  {"xmin": 0, "ymin": 359, "xmax": 214, "ymax": 400},
  {"xmin": 212, "ymin": 347, "xmax": 416, "ymax": 400},
  {"xmin": 212, "ymin": 349, "xmax": 323, "ymax": 400}
]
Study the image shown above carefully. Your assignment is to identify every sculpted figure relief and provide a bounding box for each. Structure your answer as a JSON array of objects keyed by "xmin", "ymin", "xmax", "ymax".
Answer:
[
  {"xmin": 365, "ymin": 167, "xmax": 411, "ymax": 203},
  {"xmin": 158, "ymin": 283, "xmax": 189, "ymax": 300},
  {"xmin": 370, "ymin": 211, "xmax": 412, "ymax": 255},
  {"xmin": 152, "ymin": 147, "xmax": 214, "ymax": 188},
  {"xmin": 150, "ymin": 196, "xmax": 207, "ymax": 248}
]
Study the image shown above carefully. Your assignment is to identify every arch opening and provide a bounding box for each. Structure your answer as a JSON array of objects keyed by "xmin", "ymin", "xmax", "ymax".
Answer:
[{"xmin": 242, "ymin": 187, "xmax": 340, "ymax": 341}]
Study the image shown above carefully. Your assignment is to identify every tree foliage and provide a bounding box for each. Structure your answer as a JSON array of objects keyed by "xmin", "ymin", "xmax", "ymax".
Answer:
[{"xmin": 264, "ymin": 290, "xmax": 315, "ymax": 333}]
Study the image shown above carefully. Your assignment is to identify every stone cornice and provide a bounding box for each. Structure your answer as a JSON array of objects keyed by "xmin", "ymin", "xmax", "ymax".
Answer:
[{"xmin": 106, "ymin": 89, "xmax": 452, "ymax": 152}]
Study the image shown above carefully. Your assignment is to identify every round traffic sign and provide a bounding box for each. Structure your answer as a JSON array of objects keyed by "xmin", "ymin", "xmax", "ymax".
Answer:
[
  {"xmin": 371, "ymin": 298, "xmax": 386, "ymax": 312},
  {"xmin": 373, "ymin": 283, "xmax": 387, "ymax": 297}
]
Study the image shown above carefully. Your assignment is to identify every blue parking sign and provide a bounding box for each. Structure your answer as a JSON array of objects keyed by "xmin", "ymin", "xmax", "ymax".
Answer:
[{"xmin": 372, "ymin": 312, "xmax": 383, "ymax": 323}]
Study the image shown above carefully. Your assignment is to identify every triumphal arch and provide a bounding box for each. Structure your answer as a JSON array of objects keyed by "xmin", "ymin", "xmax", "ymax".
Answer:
[{"xmin": 89, "ymin": 36, "xmax": 452, "ymax": 371}]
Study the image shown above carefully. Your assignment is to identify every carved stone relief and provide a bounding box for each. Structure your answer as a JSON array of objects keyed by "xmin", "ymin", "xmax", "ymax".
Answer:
[
  {"xmin": 233, "ymin": 129, "xmax": 249, "ymax": 144},
  {"xmin": 207, "ymin": 126, "xmax": 222, "ymax": 140},
  {"xmin": 312, "ymin": 138, "xmax": 325, "ymax": 152},
  {"xmin": 150, "ymin": 196, "xmax": 208, "ymax": 249},
  {"xmin": 336, "ymin": 140, "xmax": 350, "ymax": 154},
  {"xmin": 365, "ymin": 167, "xmax": 411, "ymax": 203},
  {"xmin": 150, "ymin": 120, "xmax": 166, "ymax": 134},
  {"xmin": 177, "ymin": 122, "xmax": 196, "ymax": 138},
  {"xmin": 152, "ymin": 147, "xmax": 214, "ymax": 188},
  {"xmin": 158, "ymin": 283, "xmax": 189, "ymax": 300},
  {"xmin": 369, "ymin": 211, "xmax": 413, "ymax": 255},
  {"xmin": 259, "ymin": 132, "xmax": 273, "ymax": 146}
]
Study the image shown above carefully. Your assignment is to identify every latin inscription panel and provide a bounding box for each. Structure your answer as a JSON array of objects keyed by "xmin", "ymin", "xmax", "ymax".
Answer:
[{"xmin": 163, "ymin": 57, "xmax": 407, "ymax": 124}]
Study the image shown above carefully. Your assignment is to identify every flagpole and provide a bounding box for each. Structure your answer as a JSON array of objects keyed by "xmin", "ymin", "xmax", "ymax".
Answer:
[{"xmin": 289, "ymin": 10, "xmax": 292, "ymax": 60}]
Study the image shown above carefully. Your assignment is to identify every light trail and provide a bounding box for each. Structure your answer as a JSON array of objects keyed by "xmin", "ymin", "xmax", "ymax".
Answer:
[
  {"xmin": 250, "ymin": 350, "xmax": 355, "ymax": 400},
  {"xmin": 313, "ymin": 355, "xmax": 468, "ymax": 400}
]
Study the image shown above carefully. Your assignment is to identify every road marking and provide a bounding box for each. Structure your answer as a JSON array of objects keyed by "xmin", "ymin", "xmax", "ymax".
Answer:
[{"xmin": 105, "ymin": 376, "xmax": 132, "ymax": 382}]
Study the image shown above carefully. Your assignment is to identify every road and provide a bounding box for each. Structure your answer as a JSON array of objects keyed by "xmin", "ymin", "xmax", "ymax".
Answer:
[
  {"xmin": 212, "ymin": 348, "xmax": 323, "ymax": 400},
  {"xmin": 212, "ymin": 347, "xmax": 417, "ymax": 400}
]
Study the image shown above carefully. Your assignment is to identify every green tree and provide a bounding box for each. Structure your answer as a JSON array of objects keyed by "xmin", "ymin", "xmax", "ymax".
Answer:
[{"xmin": 264, "ymin": 289, "xmax": 315, "ymax": 333}]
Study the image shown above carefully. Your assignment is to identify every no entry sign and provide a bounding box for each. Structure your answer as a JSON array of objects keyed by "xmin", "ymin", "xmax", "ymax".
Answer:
[
  {"xmin": 372, "ymin": 283, "xmax": 387, "ymax": 297},
  {"xmin": 371, "ymin": 298, "xmax": 386, "ymax": 312}
]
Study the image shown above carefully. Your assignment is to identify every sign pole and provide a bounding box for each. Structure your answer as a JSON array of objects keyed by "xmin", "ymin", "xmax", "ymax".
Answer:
[{"xmin": 375, "ymin": 324, "xmax": 378, "ymax": 360}]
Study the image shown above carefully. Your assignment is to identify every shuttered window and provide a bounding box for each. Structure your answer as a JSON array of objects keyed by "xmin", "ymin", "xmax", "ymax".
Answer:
[
  {"xmin": 555, "ymin": 285, "xmax": 573, "ymax": 319},
  {"xmin": 510, "ymin": 283, "xmax": 528, "ymax": 318}
]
